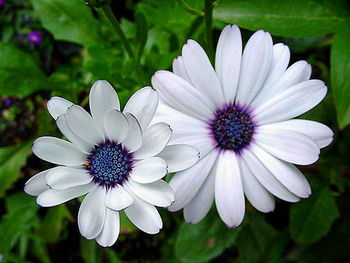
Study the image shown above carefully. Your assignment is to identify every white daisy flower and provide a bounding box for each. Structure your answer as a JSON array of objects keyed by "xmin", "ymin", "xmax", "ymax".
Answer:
[
  {"xmin": 24, "ymin": 80, "xmax": 199, "ymax": 246},
  {"xmin": 151, "ymin": 25, "xmax": 333, "ymax": 227}
]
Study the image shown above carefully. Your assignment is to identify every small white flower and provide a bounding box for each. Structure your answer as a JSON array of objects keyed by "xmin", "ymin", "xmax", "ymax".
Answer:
[
  {"xmin": 24, "ymin": 80, "xmax": 199, "ymax": 246},
  {"xmin": 151, "ymin": 25, "xmax": 334, "ymax": 227}
]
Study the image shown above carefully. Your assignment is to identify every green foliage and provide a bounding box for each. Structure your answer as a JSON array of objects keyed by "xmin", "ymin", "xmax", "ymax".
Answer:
[
  {"xmin": 289, "ymin": 180, "xmax": 340, "ymax": 245},
  {"xmin": 213, "ymin": 0, "xmax": 349, "ymax": 37}
]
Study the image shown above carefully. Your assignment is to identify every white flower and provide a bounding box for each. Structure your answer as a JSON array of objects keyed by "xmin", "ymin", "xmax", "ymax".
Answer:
[
  {"xmin": 151, "ymin": 25, "xmax": 333, "ymax": 228},
  {"xmin": 24, "ymin": 80, "xmax": 199, "ymax": 246}
]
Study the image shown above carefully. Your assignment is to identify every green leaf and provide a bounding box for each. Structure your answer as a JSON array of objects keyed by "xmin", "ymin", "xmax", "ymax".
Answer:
[
  {"xmin": 0, "ymin": 43, "xmax": 51, "ymax": 97},
  {"xmin": 135, "ymin": 11, "xmax": 148, "ymax": 61},
  {"xmin": 290, "ymin": 181, "xmax": 340, "ymax": 245},
  {"xmin": 0, "ymin": 141, "xmax": 32, "ymax": 197},
  {"xmin": 213, "ymin": 0, "xmax": 349, "ymax": 37},
  {"xmin": 175, "ymin": 211, "xmax": 240, "ymax": 263},
  {"xmin": 331, "ymin": 21, "xmax": 350, "ymax": 129},
  {"xmin": 32, "ymin": 0, "xmax": 101, "ymax": 46}
]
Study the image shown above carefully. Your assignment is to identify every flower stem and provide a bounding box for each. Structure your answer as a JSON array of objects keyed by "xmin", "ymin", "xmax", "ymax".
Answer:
[
  {"xmin": 101, "ymin": 4, "xmax": 135, "ymax": 59},
  {"xmin": 204, "ymin": 0, "xmax": 214, "ymax": 62},
  {"xmin": 176, "ymin": 0, "xmax": 205, "ymax": 16}
]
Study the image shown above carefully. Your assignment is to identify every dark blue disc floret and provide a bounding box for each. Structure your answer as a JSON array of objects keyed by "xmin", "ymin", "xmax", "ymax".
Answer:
[
  {"xmin": 210, "ymin": 104, "xmax": 255, "ymax": 152},
  {"xmin": 85, "ymin": 141, "xmax": 133, "ymax": 188}
]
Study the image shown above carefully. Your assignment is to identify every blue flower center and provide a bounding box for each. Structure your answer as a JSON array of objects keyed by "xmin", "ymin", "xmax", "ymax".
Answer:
[
  {"xmin": 210, "ymin": 104, "xmax": 254, "ymax": 152},
  {"xmin": 85, "ymin": 141, "xmax": 133, "ymax": 187}
]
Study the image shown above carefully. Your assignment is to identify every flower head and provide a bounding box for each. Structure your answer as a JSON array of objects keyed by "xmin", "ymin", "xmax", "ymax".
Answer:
[
  {"xmin": 24, "ymin": 80, "xmax": 199, "ymax": 246},
  {"xmin": 27, "ymin": 31, "xmax": 42, "ymax": 45},
  {"xmin": 0, "ymin": 0, "xmax": 6, "ymax": 7},
  {"xmin": 152, "ymin": 25, "xmax": 333, "ymax": 227}
]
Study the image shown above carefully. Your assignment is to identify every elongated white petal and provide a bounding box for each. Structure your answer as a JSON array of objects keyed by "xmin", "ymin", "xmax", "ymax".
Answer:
[
  {"xmin": 242, "ymin": 149, "xmax": 300, "ymax": 202},
  {"xmin": 122, "ymin": 113, "xmax": 143, "ymax": 152},
  {"xmin": 46, "ymin": 167, "xmax": 92, "ymax": 190},
  {"xmin": 78, "ymin": 187, "xmax": 107, "ymax": 239},
  {"xmin": 130, "ymin": 157, "xmax": 167, "ymax": 184},
  {"xmin": 240, "ymin": 158, "xmax": 275, "ymax": 213},
  {"xmin": 172, "ymin": 56, "xmax": 191, "ymax": 83},
  {"xmin": 89, "ymin": 80, "xmax": 120, "ymax": 122},
  {"xmin": 251, "ymin": 144, "xmax": 311, "ymax": 198},
  {"xmin": 152, "ymin": 71, "xmax": 215, "ymax": 121},
  {"xmin": 253, "ymin": 80, "xmax": 327, "ymax": 124},
  {"xmin": 134, "ymin": 122, "xmax": 172, "ymax": 159},
  {"xmin": 32, "ymin": 137, "xmax": 86, "ymax": 166},
  {"xmin": 66, "ymin": 105, "xmax": 105, "ymax": 145},
  {"xmin": 123, "ymin": 87, "xmax": 159, "ymax": 131},
  {"xmin": 184, "ymin": 170, "xmax": 215, "ymax": 224},
  {"xmin": 56, "ymin": 114, "xmax": 92, "ymax": 154},
  {"xmin": 182, "ymin": 39, "xmax": 225, "ymax": 107},
  {"xmin": 157, "ymin": 144, "xmax": 199, "ymax": 173},
  {"xmin": 37, "ymin": 183, "xmax": 95, "ymax": 207},
  {"xmin": 215, "ymin": 25, "xmax": 242, "ymax": 103},
  {"xmin": 47, "ymin": 96, "xmax": 73, "ymax": 120},
  {"xmin": 215, "ymin": 151, "xmax": 245, "ymax": 228},
  {"xmin": 124, "ymin": 193, "xmax": 162, "ymax": 234},
  {"xmin": 96, "ymin": 209, "xmax": 120, "ymax": 247},
  {"xmin": 24, "ymin": 169, "xmax": 51, "ymax": 196},
  {"xmin": 254, "ymin": 60, "xmax": 311, "ymax": 106},
  {"xmin": 261, "ymin": 119, "xmax": 333, "ymax": 148},
  {"xmin": 105, "ymin": 186, "xmax": 133, "ymax": 211},
  {"xmin": 127, "ymin": 179, "xmax": 174, "ymax": 207},
  {"xmin": 104, "ymin": 110, "xmax": 129, "ymax": 143},
  {"xmin": 236, "ymin": 31, "xmax": 273, "ymax": 105},
  {"xmin": 255, "ymin": 128, "xmax": 320, "ymax": 165},
  {"xmin": 168, "ymin": 150, "xmax": 218, "ymax": 211}
]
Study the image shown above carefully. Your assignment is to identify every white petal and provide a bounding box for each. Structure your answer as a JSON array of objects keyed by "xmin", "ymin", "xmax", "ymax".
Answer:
[
  {"xmin": 183, "ymin": 169, "xmax": 215, "ymax": 224},
  {"xmin": 253, "ymin": 80, "xmax": 327, "ymax": 124},
  {"xmin": 37, "ymin": 183, "xmax": 95, "ymax": 207},
  {"xmin": 240, "ymin": 158, "xmax": 275, "ymax": 213},
  {"xmin": 134, "ymin": 122, "xmax": 172, "ymax": 159},
  {"xmin": 78, "ymin": 187, "xmax": 107, "ymax": 239},
  {"xmin": 251, "ymin": 144, "xmax": 311, "ymax": 198},
  {"xmin": 96, "ymin": 209, "xmax": 120, "ymax": 247},
  {"xmin": 127, "ymin": 179, "xmax": 174, "ymax": 207},
  {"xmin": 104, "ymin": 110, "xmax": 129, "ymax": 143},
  {"xmin": 122, "ymin": 113, "xmax": 143, "ymax": 152},
  {"xmin": 261, "ymin": 119, "xmax": 333, "ymax": 148},
  {"xmin": 182, "ymin": 39, "xmax": 225, "ymax": 107},
  {"xmin": 66, "ymin": 105, "xmax": 105, "ymax": 145},
  {"xmin": 105, "ymin": 186, "xmax": 133, "ymax": 211},
  {"xmin": 172, "ymin": 56, "xmax": 191, "ymax": 83},
  {"xmin": 130, "ymin": 157, "xmax": 167, "ymax": 184},
  {"xmin": 24, "ymin": 169, "xmax": 51, "ymax": 196},
  {"xmin": 236, "ymin": 31, "xmax": 273, "ymax": 105},
  {"xmin": 32, "ymin": 136, "xmax": 86, "ymax": 166},
  {"xmin": 152, "ymin": 71, "xmax": 215, "ymax": 121},
  {"xmin": 253, "ymin": 60, "xmax": 311, "ymax": 106},
  {"xmin": 215, "ymin": 25, "xmax": 242, "ymax": 103},
  {"xmin": 89, "ymin": 80, "xmax": 120, "ymax": 122},
  {"xmin": 123, "ymin": 86, "xmax": 159, "ymax": 131},
  {"xmin": 242, "ymin": 148, "xmax": 300, "ymax": 202},
  {"xmin": 47, "ymin": 96, "xmax": 73, "ymax": 120},
  {"xmin": 255, "ymin": 128, "xmax": 320, "ymax": 165},
  {"xmin": 124, "ymin": 193, "xmax": 162, "ymax": 234},
  {"xmin": 168, "ymin": 150, "xmax": 218, "ymax": 211},
  {"xmin": 157, "ymin": 144, "xmax": 199, "ymax": 173},
  {"xmin": 56, "ymin": 114, "xmax": 92, "ymax": 154},
  {"xmin": 215, "ymin": 151, "xmax": 245, "ymax": 228},
  {"xmin": 46, "ymin": 166, "xmax": 92, "ymax": 190}
]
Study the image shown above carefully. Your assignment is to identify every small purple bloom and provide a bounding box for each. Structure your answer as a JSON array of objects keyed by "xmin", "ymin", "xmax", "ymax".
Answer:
[
  {"xmin": 0, "ymin": 0, "xmax": 6, "ymax": 7},
  {"xmin": 27, "ymin": 31, "xmax": 43, "ymax": 45},
  {"xmin": 3, "ymin": 98, "xmax": 13, "ymax": 108}
]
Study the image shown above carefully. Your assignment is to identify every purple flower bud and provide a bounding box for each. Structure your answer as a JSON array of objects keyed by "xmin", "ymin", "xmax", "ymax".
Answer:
[
  {"xmin": 3, "ymin": 98, "xmax": 13, "ymax": 108},
  {"xmin": 0, "ymin": 0, "xmax": 6, "ymax": 7},
  {"xmin": 27, "ymin": 31, "xmax": 43, "ymax": 45}
]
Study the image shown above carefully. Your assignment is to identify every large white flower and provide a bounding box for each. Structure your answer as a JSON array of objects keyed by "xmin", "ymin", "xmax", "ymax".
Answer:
[
  {"xmin": 151, "ymin": 25, "xmax": 333, "ymax": 227},
  {"xmin": 24, "ymin": 80, "xmax": 199, "ymax": 246}
]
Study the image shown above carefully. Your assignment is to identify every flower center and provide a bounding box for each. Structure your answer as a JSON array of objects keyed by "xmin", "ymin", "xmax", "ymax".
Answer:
[
  {"xmin": 210, "ymin": 104, "xmax": 255, "ymax": 152},
  {"xmin": 85, "ymin": 141, "xmax": 133, "ymax": 188}
]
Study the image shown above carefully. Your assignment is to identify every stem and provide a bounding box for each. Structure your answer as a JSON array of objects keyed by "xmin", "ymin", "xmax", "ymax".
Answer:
[
  {"xmin": 101, "ymin": 4, "xmax": 135, "ymax": 59},
  {"xmin": 204, "ymin": 0, "xmax": 214, "ymax": 62},
  {"xmin": 176, "ymin": 0, "xmax": 205, "ymax": 16}
]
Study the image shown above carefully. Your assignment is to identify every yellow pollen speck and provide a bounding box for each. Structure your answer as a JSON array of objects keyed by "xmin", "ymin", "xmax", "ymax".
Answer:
[{"xmin": 84, "ymin": 162, "xmax": 90, "ymax": 166}]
